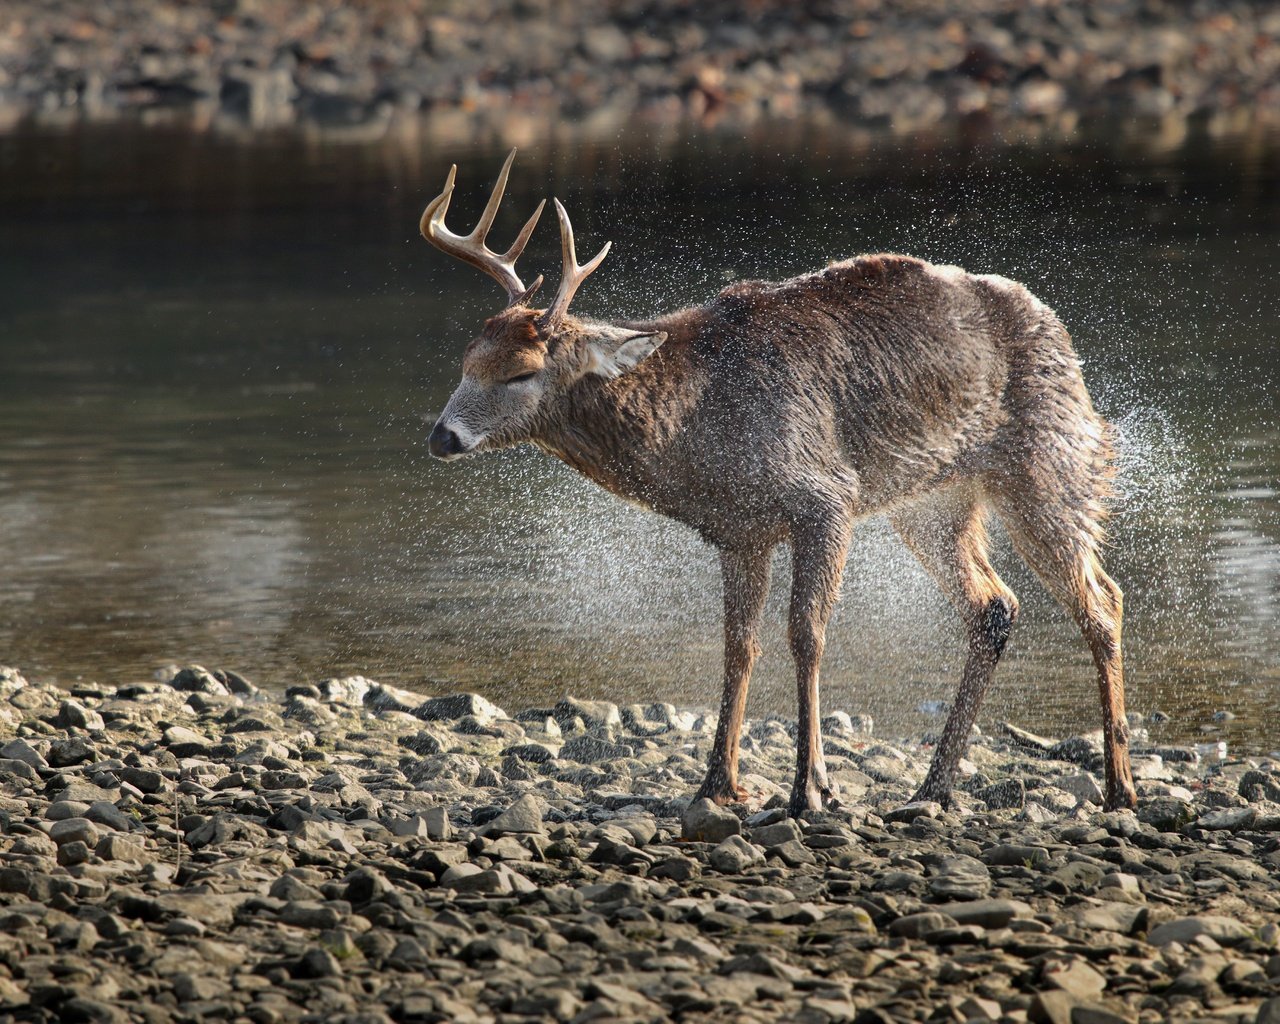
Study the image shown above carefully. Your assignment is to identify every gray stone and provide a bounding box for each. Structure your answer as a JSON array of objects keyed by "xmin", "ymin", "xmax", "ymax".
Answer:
[
  {"xmin": 709, "ymin": 834, "xmax": 764, "ymax": 873},
  {"xmin": 294, "ymin": 947, "xmax": 342, "ymax": 978},
  {"xmin": 978, "ymin": 778, "xmax": 1026, "ymax": 809},
  {"xmin": 270, "ymin": 875, "xmax": 322, "ymax": 902},
  {"xmin": 57, "ymin": 699, "xmax": 105, "ymax": 731},
  {"xmin": 85, "ymin": 801, "xmax": 135, "ymax": 832},
  {"xmin": 0, "ymin": 738, "xmax": 47, "ymax": 769},
  {"xmin": 1053, "ymin": 772, "xmax": 1105, "ymax": 805},
  {"xmin": 1042, "ymin": 958, "xmax": 1107, "ymax": 999},
  {"xmin": 888, "ymin": 911, "xmax": 959, "ymax": 938},
  {"xmin": 120, "ymin": 766, "xmax": 166, "ymax": 793},
  {"xmin": 1049, "ymin": 734, "xmax": 1104, "ymax": 766},
  {"xmin": 750, "ymin": 818, "xmax": 803, "ymax": 848},
  {"xmin": 1147, "ymin": 916, "xmax": 1255, "ymax": 946},
  {"xmin": 1138, "ymin": 797, "xmax": 1195, "ymax": 832},
  {"xmin": 1196, "ymin": 806, "xmax": 1256, "ymax": 831},
  {"xmin": 46, "ymin": 800, "xmax": 91, "ymax": 820},
  {"xmin": 1028, "ymin": 990, "xmax": 1079, "ymax": 1024},
  {"xmin": 771, "ymin": 839, "xmax": 818, "ymax": 866},
  {"xmin": 95, "ymin": 835, "xmax": 149, "ymax": 863},
  {"xmin": 344, "ymin": 866, "xmax": 393, "ymax": 904},
  {"xmin": 172, "ymin": 973, "xmax": 222, "ymax": 1002},
  {"xmin": 315, "ymin": 675, "xmax": 372, "ymax": 705},
  {"xmin": 928, "ymin": 856, "xmax": 992, "ymax": 900},
  {"xmin": 982, "ymin": 844, "xmax": 1049, "ymax": 867},
  {"xmin": 1065, "ymin": 1005, "xmax": 1133, "ymax": 1024},
  {"xmin": 501, "ymin": 742, "xmax": 558, "ymax": 763},
  {"xmin": 162, "ymin": 725, "xmax": 210, "ymax": 756},
  {"xmin": 439, "ymin": 863, "xmax": 511, "ymax": 894},
  {"xmin": 420, "ymin": 805, "xmax": 451, "ymax": 841},
  {"xmin": 169, "ymin": 665, "xmax": 230, "ymax": 695},
  {"xmin": 682, "ymin": 798, "xmax": 741, "ymax": 843},
  {"xmin": 186, "ymin": 811, "xmax": 268, "ymax": 848},
  {"xmin": 1021, "ymin": 801, "xmax": 1059, "ymax": 823},
  {"xmin": 650, "ymin": 855, "xmax": 700, "ymax": 881},
  {"xmin": 0, "ymin": 758, "xmax": 38, "ymax": 782},
  {"xmin": 481, "ymin": 794, "xmax": 544, "ymax": 836},
  {"xmin": 1070, "ymin": 902, "xmax": 1146, "ymax": 934},
  {"xmin": 49, "ymin": 816, "xmax": 100, "ymax": 847},
  {"xmin": 413, "ymin": 692, "xmax": 506, "ymax": 724},
  {"xmin": 558, "ymin": 735, "xmax": 633, "ymax": 763},
  {"xmin": 1097, "ymin": 872, "xmax": 1143, "ymax": 903},
  {"xmin": 554, "ymin": 697, "xmax": 621, "ymax": 730},
  {"xmin": 56, "ymin": 840, "xmax": 91, "ymax": 866},
  {"xmin": 883, "ymin": 801, "xmax": 941, "ymax": 823},
  {"xmin": 931, "ymin": 899, "xmax": 1033, "ymax": 928},
  {"xmin": 279, "ymin": 900, "xmax": 343, "ymax": 929},
  {"xmin": 48, "ymin": 736, "xmax": 96, "ymax": 767}
]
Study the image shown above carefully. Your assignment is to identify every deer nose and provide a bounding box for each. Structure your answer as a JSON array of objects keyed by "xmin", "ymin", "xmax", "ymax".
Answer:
[{"xmin": 429, "ymin": 422, "xmax": 464, "ymax": 459}]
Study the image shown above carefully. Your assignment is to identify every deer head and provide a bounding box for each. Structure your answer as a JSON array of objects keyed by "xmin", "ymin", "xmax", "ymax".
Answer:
[{"xmin": 421, "ymin": 150, "xmax": 665, "ymax": 460}]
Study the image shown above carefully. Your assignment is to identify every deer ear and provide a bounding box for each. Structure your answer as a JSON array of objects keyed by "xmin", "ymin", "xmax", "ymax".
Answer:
[{"xmin": 585, "ymin": 331, "xmax": 667, "ymax": 379}]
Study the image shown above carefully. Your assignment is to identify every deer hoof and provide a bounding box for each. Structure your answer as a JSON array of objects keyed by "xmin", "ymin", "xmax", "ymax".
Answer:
[
  {"xmin": 1103, "ymin": 782, "xmax": 1138, "ymax": 812},
  {"xmin": 907, "ymin": 784, "xmax": 954, "ymax": 810},
  {"xmin": 694, "ymin": 774, "xmax": 749, "ymax": 806},
  {"xmin": 787, "ymin": 777, "xmax": 840, "ymax": 818}
]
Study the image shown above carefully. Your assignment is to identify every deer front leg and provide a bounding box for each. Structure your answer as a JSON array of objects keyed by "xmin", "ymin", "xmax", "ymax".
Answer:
[
  {"xmin": 787, "ymin": 512, "xmax": 853, "ymax": 817},
  {"xmin": 695, "ymin": 546, "xmax": 773, "ymax": 805}
]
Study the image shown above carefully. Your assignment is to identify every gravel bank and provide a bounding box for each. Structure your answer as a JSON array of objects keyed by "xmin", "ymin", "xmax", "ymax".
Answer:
[
  {"xmin": 2, "ymin": 1, "xmax": 1278, "ymax": 135},
  {"xmin": 2, "ymin": 663, "xmax": 1280, "ymax": 1023}
]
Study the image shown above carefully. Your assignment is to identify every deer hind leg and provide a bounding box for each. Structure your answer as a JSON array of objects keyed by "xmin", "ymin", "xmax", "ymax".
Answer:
[
  {"xmin": 695, "ymin": 545, "xmax": 773, "ymax": 805},
  {"xmin": 992, "ymin": 488, "xmax": 1137, "ymax": 811},
  {"xmin": 787, "ymin": 506, "xmax": 854, "ymax": 817},
  {"xmin": 891, "ymin": 490, "xmax": 1019, "ymax": 808}
]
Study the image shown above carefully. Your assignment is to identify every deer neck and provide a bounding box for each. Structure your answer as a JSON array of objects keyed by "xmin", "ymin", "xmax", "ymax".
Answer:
[{"xmin": 533, "ymin": 345, "xmax": 698, "ymax": 505}]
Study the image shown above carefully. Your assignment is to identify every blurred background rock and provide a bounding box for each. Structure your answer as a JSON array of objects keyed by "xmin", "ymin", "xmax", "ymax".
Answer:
[{"xmin": 1, "ymin": 0, "xmax": 1277, "ymax": 138}]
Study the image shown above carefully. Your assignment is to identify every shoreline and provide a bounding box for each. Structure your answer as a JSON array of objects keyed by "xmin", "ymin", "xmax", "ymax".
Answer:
[
  {"xmin": 2, "ymin": 664, "xmax": 1280, "ymax": 1021},
  {"xmin": 2, "ymin": 2, "xmax": 1277, "ymax": 139}
]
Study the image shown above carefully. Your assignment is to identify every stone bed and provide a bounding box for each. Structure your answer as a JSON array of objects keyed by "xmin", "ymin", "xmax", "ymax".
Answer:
[
  {"xmin": 2, "ymin": 1, "xmax": 1278, "ymax": 133},
  {"xmin": 1, "ymin": 664, "xmax": 1279, "ymax": 1023}
]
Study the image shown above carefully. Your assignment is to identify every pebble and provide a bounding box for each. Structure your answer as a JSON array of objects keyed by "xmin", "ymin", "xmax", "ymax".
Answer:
[
  {"xmin": 478, "ymin": 793, "xmax": 544, "ymax": 837},
  {"xmin": 0, "ymin": 664, "xmax": 1278, "ymax": 1022},
  {"xmin": 1147, "ymin": 916, "xmax": 1256, "ymax": 947},
  {"xmin": 681, "ymin": 798, "xmax": 741, "ymax": 843},
  {"xmin": 709, "ymin": 834, "xmax": 764, "ymax": 874}
]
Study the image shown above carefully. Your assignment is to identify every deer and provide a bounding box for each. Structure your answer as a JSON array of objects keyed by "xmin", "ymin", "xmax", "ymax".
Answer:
[{"xmin": 419, "ymin": 149, "xmax": 1138, "ymax": 817}]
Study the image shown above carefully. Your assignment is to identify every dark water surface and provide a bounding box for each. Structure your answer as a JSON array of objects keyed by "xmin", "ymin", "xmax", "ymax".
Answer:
[{"xmin": 1, "ymin": 118, "xmax": 1277, "ymax": 748}]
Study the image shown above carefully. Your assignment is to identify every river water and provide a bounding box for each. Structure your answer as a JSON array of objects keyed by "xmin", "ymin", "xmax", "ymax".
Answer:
[{"xmin": 1, "ymin": 117, "xmax": 1276, "ymax": 748}]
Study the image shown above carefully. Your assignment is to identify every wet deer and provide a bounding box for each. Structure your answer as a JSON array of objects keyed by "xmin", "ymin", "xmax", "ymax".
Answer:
[{"xmin": 421, "ymin": 150, "xmax": 1138, "ymax": 815}]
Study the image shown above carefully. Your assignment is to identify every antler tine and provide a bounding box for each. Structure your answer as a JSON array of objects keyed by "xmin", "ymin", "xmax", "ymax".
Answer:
[
  {"xmin": 419, "ymin": 148, "xmax": 543, "ymax": 305},
  {"xmin": 418, "ymin": 163, "xmax": 457, "ymax": 238},
  {"xmin": 502, "ymin": 199, "xmax": 546, "ymax": 266},
  {"xmin": 538, "ymin": 198, "xmax": 611, "ymax": 330},
  {"xmin": 472, "ymin": 147, "xmax": 514, "ymax": 246}
]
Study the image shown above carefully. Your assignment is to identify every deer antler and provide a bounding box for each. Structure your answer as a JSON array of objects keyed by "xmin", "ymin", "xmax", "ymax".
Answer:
[
  {"xmin": 537, "ymin": 198, "xmax": 611, "ymax": 331},
  {"xmin": 420, "ymin": 148, "xmax": 545, "ymax": 306}
]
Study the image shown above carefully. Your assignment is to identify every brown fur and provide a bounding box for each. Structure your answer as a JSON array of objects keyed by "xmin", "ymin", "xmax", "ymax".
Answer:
[
  {"xmin": 462, "ymin": 316, "xmax": 545, "ymax": 382},
  {"xmin": 434, "ymin": 252, "xmax": 1138, "ymax": 815}
]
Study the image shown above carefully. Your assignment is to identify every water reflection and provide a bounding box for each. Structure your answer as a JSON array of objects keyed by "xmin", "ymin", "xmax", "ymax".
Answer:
[{"xmin": 0, "ymin": 117, "xmax": 1276, "ymax": 747}]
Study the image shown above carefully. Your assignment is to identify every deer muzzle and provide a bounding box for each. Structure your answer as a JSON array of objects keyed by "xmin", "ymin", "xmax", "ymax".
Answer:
[{"xmin": 428, "ymin": 421, "xmax": 471, "ymax": 460}]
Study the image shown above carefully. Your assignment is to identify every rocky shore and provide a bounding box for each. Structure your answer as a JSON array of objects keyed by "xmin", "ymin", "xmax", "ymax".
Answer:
[
  {"xmin": 2, "ymin": 1, "xmax": 1278, "ymax": 136},
  {"xmin": 2, "ymin": 663, "xmax": 1280, "ymax": 1023}
]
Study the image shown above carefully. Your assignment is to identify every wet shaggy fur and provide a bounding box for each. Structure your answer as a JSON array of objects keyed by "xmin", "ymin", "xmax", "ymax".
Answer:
[{"xmin": 441, "ymin": 252, "xmax": 1138, "ymax": 814}]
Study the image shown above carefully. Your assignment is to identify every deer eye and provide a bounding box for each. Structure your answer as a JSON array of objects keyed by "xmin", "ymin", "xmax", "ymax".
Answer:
[{"xmin": 506, "ymin": 372, "xmax": 537, "ymax": 385}]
